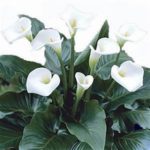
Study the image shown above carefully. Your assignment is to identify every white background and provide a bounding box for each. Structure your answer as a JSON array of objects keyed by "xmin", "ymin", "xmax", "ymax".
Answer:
[{"xmin": 0, "ymin": 0, "xmax": 150, "ymax": 66}]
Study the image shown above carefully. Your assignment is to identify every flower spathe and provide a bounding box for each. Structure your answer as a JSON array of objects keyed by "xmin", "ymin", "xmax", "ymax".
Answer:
[
  {"xmin": 89, "ymin": 46, "xmax": 101, "ymax": 73},
  {"xmin": 1, "ymin": 17, "xmax": 32, "ymax": 43},
  {"xmin": 61, "ymin": 6, "xmax": 92, "ymax": 36},
  {"xmin": 26, "ymin": 68, "xmax": 60, "ymax": 96},
  {"xmin": 75, "ymin": 72, "xmax": 94, "ymax": 100},
  {"xmin": 31, "ymin": 29, "xmax": 63, "ymax": 56},
  {"xmin": 111, "ymin": 61, "xmax": 144, "ymax": 92},
  {"xmin": 116, "ymin": 23, "xmax": 146, "ymax": 47},
  {"xmin": 89, "ymin": 38, "xmax": 120, "ymax": 73}
]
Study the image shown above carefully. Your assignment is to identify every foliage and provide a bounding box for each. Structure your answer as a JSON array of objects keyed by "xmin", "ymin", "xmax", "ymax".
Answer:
[{"xmin": 0, "ymin": 16, "xmax": 150, "ymax": 150}]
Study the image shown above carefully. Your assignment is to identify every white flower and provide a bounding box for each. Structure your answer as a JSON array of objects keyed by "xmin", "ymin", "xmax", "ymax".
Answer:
[
  {"xmin": 75, "ymin": 72, "xmax": 94, "ymax": 100},
  {"xmin": 111, "ymin": 61, "xmax": 144, "ymax": 92},
  {"xmin": 116, "ymin": 23, "xmax": 146, "ymax": 47},
  {"xmin": 96, "ymin": 38, "xmax": 120, "ymax": 55},
  {"xmin": 61, "ymin": 6, "xmax": 92, "ymax": 36},
  {"xmin": 26, "ymin": 68, "xmax": 60, "ymax": 96},
  {"xmin": 89, "ymin": 38, "xmax": 120, "ymax": 72},
  {"xmin": 31, "ymin": 29, "xmax": 63, "ymax": 56},
  {"xmin": 1, "ymin": 17, "xmax": 32, "ymax": 43},
  {"xmin": 123, "ymin": 34, "xmax": 150, "ymax": 68},
  {"xmin": 89, "ymin": 46, "xmax": 101, "ymax": 73}
]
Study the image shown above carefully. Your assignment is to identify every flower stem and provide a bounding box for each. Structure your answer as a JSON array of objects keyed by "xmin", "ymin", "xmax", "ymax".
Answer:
[
  {"xmin": 104, "ymin": 80, "xmax": 115, "ymax": 100},
  {"xmin": 72, "ymin": 87, "xmax": 84, "ymax": 116},
  {"xmin": 72, "ymin": 99, "xmax": 79, "ymax": 116},
  {"xmin": 115, "ymin": 50, "xmax": 121, "ymax": 65},
  {"xmin": 57, "ymin": 55, "xmax": 67, "ymax": 99},
  {"xmin": 69, "ymin": 35, "xmax": 75, "ymax": 89},
  {"xmin": 85, "ymin": 69, "xmax": 94, "ymax": 101},
  {"xmin": 115, "ymin": 44, "xmax": 124, "ymax": 65}
]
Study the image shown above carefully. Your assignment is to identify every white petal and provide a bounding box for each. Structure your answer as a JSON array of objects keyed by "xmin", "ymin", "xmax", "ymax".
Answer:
[
  {"xmin": 26, "ymin": 67, "xmax": 60, "ymax": 96},
  {"xmin": 61, "ymin": 6, "xmax": 92, "ymax": 30},
  {"xmin": 74, "ymin": 16, "xmax": 105, "ymax": 52},
  {"xmin": 124, "ymin": 34, "xmax": 150, "ymax": 68},
  {"xmin": 47, "ymin": 74, "xmax": 60, "ymax": 94},
  {"xmin": 89, "ymin": 45, "xmax": 101, "ymax": 69},
  {"xmin": 31, "ymin": 29, "xmax": 62, "ymax": 50},
  {"xmin": 75, "ymin": 72, "xmax": 85, "ymax": 85},
  {"xmin": 116, "ymin": 23, "xmax": 146, "ymax": 43},
  {"xmin": 111, "ymin": 61, "xmax": 144, "ymax": 92},
  {"xmin": 97, "ymin": 38, "xmax": 120, "ymax": 55},
  {"xmin": 75, "ymin": 72, "xmax": 94, "ymax": 90},
  {"xmin": 1, "ymin": 17, "xmax": 32, "ymax": 43},
  {"xmin": 48, "ymin": 17, "xmax": 71, "ymax": 39}
]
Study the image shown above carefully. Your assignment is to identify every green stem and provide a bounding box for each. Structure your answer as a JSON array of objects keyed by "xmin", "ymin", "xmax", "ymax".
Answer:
[
  {"xmin": 72, "ymin": 99, "xmax": 79, "ymax": 116},
  {"xmin": 115, "ymin": 50, "xmax": 121, "ymax": 65},
  {"xmin": 57, "ymin": 55, "xmax": 67, "ymax": 99},
  {"xmin": 72, "ymin": 87, "xmax": 84, "ymax": 116},
  {"xmin": 85, "ymin": 69, "xmax": 94, "ymax": 101},
  {"xmin": 104, "ymin": 80, "xmax": 115, "ymax": 100},
  {"xmin": 115, "ymin": 43, "xmax": 124, "ymax": 65},
  {"xmin": 69, "ymin": 35, "xmax": 75, "ymax": 89}
]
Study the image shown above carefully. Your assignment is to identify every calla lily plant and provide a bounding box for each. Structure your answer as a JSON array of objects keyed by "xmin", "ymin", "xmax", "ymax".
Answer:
[{"xmin": 0, "ymin": 7, "xmax": 150, "ymax": 150}]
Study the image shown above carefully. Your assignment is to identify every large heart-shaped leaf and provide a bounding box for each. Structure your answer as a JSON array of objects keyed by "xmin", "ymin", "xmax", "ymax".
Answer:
[
  {"xmin": 0, "ymin": 92, "xmax": 49, "ymax": 115},
  {"xmin": 0, "ymin": 55, "xmax": 42, "ymax": 95},
  {"xmin": 19, "ymin": 108, "xmax": 77, "ymax": 150},
  {"xmin": 0, "ymin": 55, "xmax": 42, "ymax": 80},
  {"xmin": 19, "ymin": 14, "xmax": 45, "ymax": 38},
  {"xmin": 45, "ymin": 39, "xmax": 71, "ymax": 74},
  {"xmin": 114, "ymin": 130, "xmax": 150, "ymax": 150},
  {"xmin": 0, "ymin": 75, "xmax": 24, "ymax": 96},
  {"xmin": 107, "ymin": 70, "xmax": 150, "ymax": 111},
  {"xmin": 96, "ymin": 51, "xmax": 132, "ymax": 80},
  {"xmin": 0, "ymin": 119, "xmax": 23, "ymax": 149},
  {"xmin": 66, "ymin": 101, "xmax": 106, "ymax": 150}
]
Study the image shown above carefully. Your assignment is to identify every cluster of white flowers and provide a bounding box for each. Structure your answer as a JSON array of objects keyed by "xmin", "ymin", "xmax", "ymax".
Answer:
[{"xmin": 1, "ymin": 6, "xmax": 146, "ymax": 99}]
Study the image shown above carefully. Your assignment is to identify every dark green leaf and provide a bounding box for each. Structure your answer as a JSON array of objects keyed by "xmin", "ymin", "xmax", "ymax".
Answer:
[
  {"xmin": 115, "ymin": 130, "xmax": 150, "ymax": 150},
  {"xmin": 45, "ymin": 39, "xmax": 71, "ymax": 74},
  {"xmin": 74, "ymin": 49, "xmax": 90, "ymax": 66},
  {"xmin": 112, "ymin": 117, "xmax": 127, "ymax": 133},
  {"xmin": 19, "ymin": 108, "xmax": 77, "ymax": 150},
  {"xmin": 0, "ymin": 92, "xmax": 50, "ymax": 115},
  {"xmin": 19, "ymin": 14, "xmax": 45, "ymax": 38},
  {"xmin": 0, "ymin": 119, "xmax": 22, "ymax": 149},
  {"xmin": 96, "ymin": 51, "xmax": 132, "ymax": 80},
  {"xmin": 123, "ymin": 109, "xmax": 150, "ymax": 129},
  {"xmin": 0, "ymin": 55, "xmax": 42, "ymax": 94},
  {"xmin": 66, "ymin": 101, "xmax": 106, "ymax": 150},
  {"xmin": 97, "ymin": 20, "xmax": 109, "ymax": 39},
  {"xmin": 0, "ymin": 55, "xmax": 42, "ymax": 80},
  {"xmin": 108, "ymin": 70, "xmax": 150, "ymax": 111}
]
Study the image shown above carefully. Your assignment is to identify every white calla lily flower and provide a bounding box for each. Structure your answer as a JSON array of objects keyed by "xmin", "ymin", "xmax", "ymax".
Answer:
[
  {"xmin": 116, "ymin": 23, "xmax": 146, "ymax": 47},
  {"xmin": 26, "ymin": 68, "xmax": 60, "ymax": 96},
  {"xmin": 61, "ymin": 6, "xmax": 92, "ymax": 36},
  {"xmin": 96, "ymin": 38, "xmax": 120, "ymax": 55},
  {"xmin": 89, "ymin": 38, "xmax": 120, "ymax": 73},
  {"xmin": 1, "ymin": 17, "xmax": 32, "ymax": 43},
  {"xmin": 111, "ymin": 61, "xmax": 144, "ymax": 92},
  {"xmin": 31, "ymin": 29, "xmax": 63, "ymax": 56},
  {"xmin": 89, "ymin": 46, "xmax": 101, "ymax": 73},
  {"xmin": 75, "ymin": 72, "xmax": 94, "ymax": 100}
]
